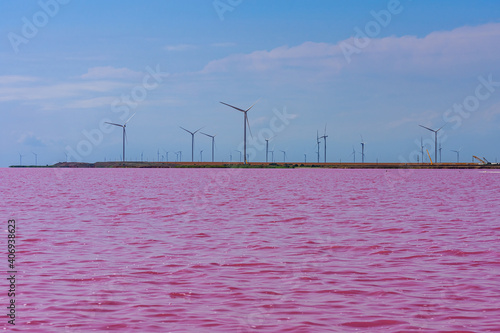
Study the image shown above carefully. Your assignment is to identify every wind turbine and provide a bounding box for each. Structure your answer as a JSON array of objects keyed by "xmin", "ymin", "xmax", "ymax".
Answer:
[
  {"xmin": 180, "ymin": 126, "xmax": 202, "ymax": 162},
  {"xmin": 360, "ymin": 136, "xmax": 366, "ymax": 163},
  {"xmin": 304, "ymin": 153, "xmax": 307, "ymax": 163},
  {"xmin": 319, "ymin": 125, "xmax": 328, "ymax": 163},
  {"xmin": 316, "ymin": 131, "xmax": 321, "ymax": 163},
  {"xmin": 163, "ymin": 149, "xmax": 169, "ymax": 162},
  {"xmin": 264, "ymin": 136, "xmax": 275, "ymax": 163},
  {"xmin": 105, "ymin": 113, "xmax": 136, "ymax": 162},
  {"xmin": 220, "ymin": 99, "xmax": 259, "ymax": 164},
  {"xmin": 352, "ymin": 147, "xmax": 356, "ymax": 163},
  {"xmin": 268, "ymin": 146, "xmax": 275, "ymax": 163},
  {"xmin": 200, "ymin": 150, "xmax": 203, "ymax": 162},
  {"xmin": 18, "ymin": 153, "xmax": 23, "ymax": 166},
  {"xmin": 235, "ymin": 150, "xmax": 242, "ymax": 163},
  {"xmin": 439, "ymin": 143, "xmax": 443, "ymax": 163},
  {"xmin": 177, "ymin": 151, "xmax": 182, "ymax": 162},
  {"xmin": 201, "ymin": 132, "xmax": 216, "ymax": 162},
  {"xmin": 451, "ymin": 148, "xmax": 462, "ymax": 163},
  {"xmin": 419, "ymin": 124, "xmax": 444, "ymax": 164},
  {"xmin": 420, "ymin": 137, "xmax": 424, "ymax": 164},
  {"xmin": 32, "ymin": 152, "xmax": 38, "ymax": 166},
  {"xmin": 157, "ymin": 149, "xmax": 160, "ymax": 162},
  {"xmin": 280, "ymin": 150, "xmax": 287, "ymax": 163}
]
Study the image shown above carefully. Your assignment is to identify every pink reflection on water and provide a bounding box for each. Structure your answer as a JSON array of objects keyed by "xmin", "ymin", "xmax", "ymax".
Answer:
[{"xmin": 1, "ymin": 168, "xmax": 499, "ymax": 332}]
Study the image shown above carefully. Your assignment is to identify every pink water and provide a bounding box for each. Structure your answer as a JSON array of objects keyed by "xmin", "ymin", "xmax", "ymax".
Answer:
[{"xmin": 1, "ymin": 168, "xmax": 500, "ymax": 332}]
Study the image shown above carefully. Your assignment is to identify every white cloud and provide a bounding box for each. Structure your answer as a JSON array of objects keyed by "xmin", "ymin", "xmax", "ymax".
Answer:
[
  {"xmin": 0, "ymin": 75, "xmax": 39, "ymax": 85},
  {"xmin": 202, "ymin": 42, "xmax": 344, "ymax": 74},
  {"xmin": 63, "ymin": 96, "xmax": 116, "ymax": 109},
  {"xmin": 17, "ymin": 132, "xmax": 46, "ymax": 147},
  {"xmin": 201, "ymin": 23, "xmax": 500, "ymax": 76},
  {"xmin": 81, "ymin": 66, "xmax": 143, "ymax": 80},
  {"xmin": 0, "ymin": 80, "xmax": 129, "ymax": 103}
]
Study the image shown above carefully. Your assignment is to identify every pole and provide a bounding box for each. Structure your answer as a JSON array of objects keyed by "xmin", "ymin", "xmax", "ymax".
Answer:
[
  {"xmin": 435, "ymin": 132, "xmax": 438, "ymax": 164},
  {"xmin": 421, "ymin": 138, "xmax": 424, "ymax": 164},
  {"xmin": 243, "ymin": 114, "xmax": 247, "ymax": 164},
  {"xmin": 324, "ymin": 137, "xmax": 327, "ymax": 163},
  {"xmin": 122, "ymin": 127, "xmax": 125, "ymax": 161},
  {"xmin": 266, "ymin": 140, "xmax": 269, "ymax": 163},
  {"xmin": 191, "ymin": 134, "xmax": 194, "ymax": 162},
  {"xmin": 212, "ymin": 138, "xmax": 215, "ymax": 162}
]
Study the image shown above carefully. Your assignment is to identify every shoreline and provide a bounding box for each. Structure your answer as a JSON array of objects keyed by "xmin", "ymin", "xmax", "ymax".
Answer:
[{"xmin": 8, "ymin": 161, "xmax": 500, "ymax": 169}]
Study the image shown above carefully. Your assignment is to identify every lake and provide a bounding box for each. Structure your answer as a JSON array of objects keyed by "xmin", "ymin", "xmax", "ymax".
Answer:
[{"xmin": 1, "ymin": 168, "xmax": 499, "ymax": 332}]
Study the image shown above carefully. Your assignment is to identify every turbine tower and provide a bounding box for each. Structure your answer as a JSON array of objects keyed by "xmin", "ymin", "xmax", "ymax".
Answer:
[
  {"xmin": 264, "ymin": 136, "xmax": 275, "ymax": 163},
  {"xmin": 360, "ymin": 136, "xmax": 366, "ymax": 163},
  {"xmin": 420, "ymin": 137, "xmax": 424, "ymax": 164},
  {"xmin": 18, "ymin": 153, "xmax": 23, "ymax": 166},
  {"xmin": 201, "ymin": 132, "xmax": 216, "ymax": 162},
  {"xmin": 180, "ymin": 126, "xmax": 202, "ymax": 162},
  {"xmin": 419, "ymin": 124, "xmax": 444, "ymax": 164},
  {"xmin": 316, "ymin": 131, "xmax": 321, "ymax": 163},
  {"xmin": 319, "ymin": 125, "xmax": 328, "ymax": 163},
  {"xmin": 105, "ymin": 113, "xmax": 136, "ymax": 162},
  {"xmin": 220, "ymin": 99, "xmax": 259, "ymax": 164},
  {"xmin": 265, "ymin": 138, "xmax": 270, "ymax": 163},
  {"xmin": 352, "ymin": 147, "xmax": 356, "ymax": 163}
]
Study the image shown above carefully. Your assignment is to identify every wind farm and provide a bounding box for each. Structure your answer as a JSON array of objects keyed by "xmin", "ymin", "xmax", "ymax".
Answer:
[
  {"xmin": 7, "ymin": 83, "xmax": 499, "ymax": 169},
  {"xmin": 12, "ymin": 110, "xmax": 499, "ymax": 168}
]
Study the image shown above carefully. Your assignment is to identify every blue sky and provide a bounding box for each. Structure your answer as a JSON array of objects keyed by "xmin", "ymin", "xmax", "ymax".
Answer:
[{"xmin": 1, "ymin": 0, "xmax": 500, "ymax": 166}]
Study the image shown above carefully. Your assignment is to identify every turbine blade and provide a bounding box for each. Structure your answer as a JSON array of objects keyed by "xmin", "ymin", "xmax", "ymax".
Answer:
[
  {"xmin": 220, "ymin": 101, "xmax": 245, "ymax": 112},
  {"xmin": 437, "ymin": 124, "xmax": 446, "ymax": 132},
  {"xmin": 180, "ymin": 126, "xmax": 193, "ymax": 134},
  {"xmin": 245, "ymin": 98, "xmax": 261, "ymax": 112},
  {"xmin": 125, "ymin": 112, "xmax": 136, "ymax": 124},
  {"xmin": 419, "ymin": 124, "xmax": 435, "ymax": 132},
  {"xmin": 105, "ymin": 122, "xmax": 123, "ymax": 127},
  {"xmin": 194, "ymin": 127, "xmax": 204, "ymax": 134}
]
